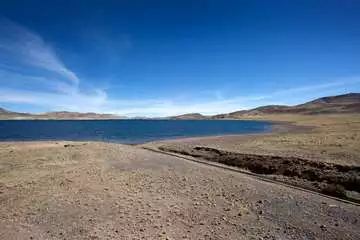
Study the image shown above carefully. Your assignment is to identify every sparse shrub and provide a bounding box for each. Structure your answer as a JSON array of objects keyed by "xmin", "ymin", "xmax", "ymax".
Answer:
[
  {"xmin": 301, "ymin": 169, "xmax": 319, "ymax": 181},
  {"xmin": 322, "ymin": 184, "xmax": 347, "ymax": 198}
]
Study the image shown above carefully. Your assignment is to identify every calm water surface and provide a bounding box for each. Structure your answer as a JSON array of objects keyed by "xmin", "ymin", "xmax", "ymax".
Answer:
[{"xmin": 0, "ymin": 120, "xmax": 272, "ymax": 144}]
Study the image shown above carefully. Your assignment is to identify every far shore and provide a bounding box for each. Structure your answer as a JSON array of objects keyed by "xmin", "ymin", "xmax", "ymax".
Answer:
[{"xmin": 145, "ymin": 114, "xmax": 360, "ymax": 165}]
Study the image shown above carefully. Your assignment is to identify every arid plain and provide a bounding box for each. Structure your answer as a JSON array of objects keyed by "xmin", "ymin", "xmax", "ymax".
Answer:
[{"xmin": 1, "ymin": 114, "xmax": 360, "ymax": 239}]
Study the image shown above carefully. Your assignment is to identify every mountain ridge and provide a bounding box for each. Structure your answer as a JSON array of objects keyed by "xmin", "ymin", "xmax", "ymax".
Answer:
[
  {"xmin": 212, "ymin": 93, "xmax": 360, "ymax": 119},
  {"xmin": 1, "ymin": 93, "xmax": 359, "ymax": 120}
]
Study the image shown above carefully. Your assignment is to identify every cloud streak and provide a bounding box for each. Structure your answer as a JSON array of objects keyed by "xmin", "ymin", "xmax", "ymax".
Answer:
[
  {"xmin": 0, "ymin": 18, "xmax": 106, "ymax": 112},
  {"xmin": 0, "ymin": 18, "xmax": 79, "ymax": 85}
]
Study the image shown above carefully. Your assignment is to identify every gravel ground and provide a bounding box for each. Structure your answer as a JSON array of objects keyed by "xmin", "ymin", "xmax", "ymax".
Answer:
[{"xmin": 1, "ymin": 141, "xmax": 359, "ymax": 240}]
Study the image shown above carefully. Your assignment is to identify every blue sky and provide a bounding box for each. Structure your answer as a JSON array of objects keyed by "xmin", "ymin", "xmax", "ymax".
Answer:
[{"xmin": 0, "ymin": 0, "xmax": 360, "ymax": 117}]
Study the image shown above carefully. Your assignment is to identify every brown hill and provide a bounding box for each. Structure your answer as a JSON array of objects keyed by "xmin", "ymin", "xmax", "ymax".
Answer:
[
  {"xmin": 213, "ymin": 93, "xmax": 360, "ymax": 118},
  {"xmin": 0, "ymin": 107, "xmax": 9, "ymax": 113},
  {"xmin": 169, "ymin": 113, "xmax": 208, "ymax": 120}
]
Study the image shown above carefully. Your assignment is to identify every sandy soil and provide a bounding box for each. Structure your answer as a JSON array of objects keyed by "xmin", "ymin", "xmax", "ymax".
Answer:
[{"xmin": 1, "ymin": 141, "xmax": 360, "ymax": 240}]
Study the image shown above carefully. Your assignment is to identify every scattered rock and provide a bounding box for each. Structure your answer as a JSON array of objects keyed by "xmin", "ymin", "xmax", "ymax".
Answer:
[{"xmin": 64, "ymin": 144, "xmax": 73, "ymax": 148}]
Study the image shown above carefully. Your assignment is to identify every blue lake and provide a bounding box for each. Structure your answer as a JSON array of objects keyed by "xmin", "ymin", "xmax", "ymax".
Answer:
[{"xmin": 0, "ymin": 120, "xmax": 272, "ymax": 144}]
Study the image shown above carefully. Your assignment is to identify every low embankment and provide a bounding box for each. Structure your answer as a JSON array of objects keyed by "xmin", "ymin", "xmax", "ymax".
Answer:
[{"xmin": 159, "ymin": 146, "xmax": 360, "ymax": 202}]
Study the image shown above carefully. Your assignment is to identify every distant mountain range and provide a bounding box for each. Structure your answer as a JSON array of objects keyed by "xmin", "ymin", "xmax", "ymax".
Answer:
[
  {"xmin": 1, "ymin": 93, "xmax": 360, "ymax": 120},
  {"xmin": 0, "ymin": 109, "xmax": 124, "ymax": 120}
]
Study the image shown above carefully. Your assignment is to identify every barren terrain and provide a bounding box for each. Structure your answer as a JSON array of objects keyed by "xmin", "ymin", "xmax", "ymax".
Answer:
[
  {"xmin": 1, "ymin": 114, "xmax": 360, "ymax": 239},
  {"xmin": 1, "ymin": 141, "xmax": 359, "ymax": 239}
]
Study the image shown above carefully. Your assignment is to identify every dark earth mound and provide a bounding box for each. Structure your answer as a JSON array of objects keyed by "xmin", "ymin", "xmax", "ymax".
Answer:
[{"xmin": 159, "ymin": 146, "xmax": 360, "ymax": 202}]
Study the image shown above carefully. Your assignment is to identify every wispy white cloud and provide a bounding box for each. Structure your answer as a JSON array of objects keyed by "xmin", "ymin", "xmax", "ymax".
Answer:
[
  {"xmin": 0, "ymin": 87, "xmax": 107, "ymax": 112},
  {"xmin": 270, "ymin": 77, "xmax": 360, "ymax": 96},
  {"xmin": 0, "ymin": 18, "xmax": 106, "ymax": 112},
  {"xmin": 0, "ymin": 18, "xmax": 79, "ymax": 84}
]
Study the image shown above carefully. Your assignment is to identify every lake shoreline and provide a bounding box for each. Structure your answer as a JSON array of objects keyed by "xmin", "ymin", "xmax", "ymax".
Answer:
[{"xmin": 141, "ymin": 118, "xmax": 308, "ymax": 145}]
